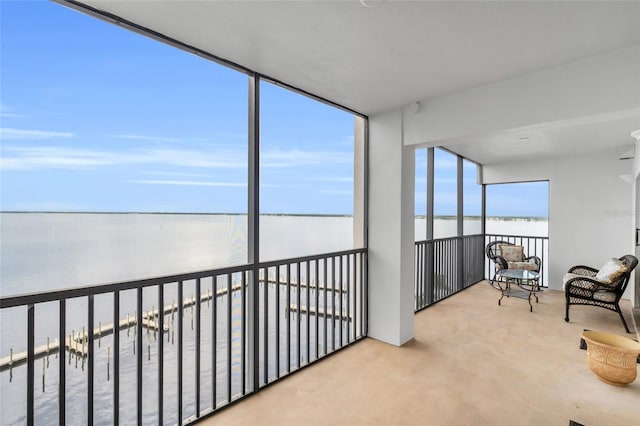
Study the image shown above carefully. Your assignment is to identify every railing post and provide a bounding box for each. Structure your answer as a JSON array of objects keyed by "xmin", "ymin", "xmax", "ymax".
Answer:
[{"xmin": 248, "ymin": 73, "xmax": 260, "ymax": 395}]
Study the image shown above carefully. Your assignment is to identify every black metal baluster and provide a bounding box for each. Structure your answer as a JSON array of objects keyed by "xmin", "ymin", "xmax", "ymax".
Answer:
[
  {"xmin": 226, "ymin": 273, "xmax": 232, "ymax": 403},
  {"xmin": 212, "ymin": 277, "xmax": 217, "ymax": 410},
  {"xmin": 195, "ymin": 278, "xmax": 201, "ymax": 417},
  {"xmin": 286, "ymin": 263, "xmax": 291, "ymax": 373},
  {"xmin": 331, "ymin": 257, "xmax": 335, "ymax": 352},
  {"xmin": 157, "ymin": 285, "xmax": 163, "ymax": 426},
  {"xmin": 274, "ymin": 266, "xmax": 279, "ymax": 380},
  {"xmin": 136, "ymin": 288, "xmax": 143, "ymax": 425},
  {"xmin": 27, "ymin": 304, "xmax": 34, "ymax": 426},
  {"xmin": 263, "ymin": 267, "xmax": 269, "ymax": 385},
  {"xmin": 346, "ymin": 254, "xmax": 351, "ymax": 344},
  {"xmin": 177, "ymin": 281, "xmax": 183, "ymax": 425},
  {"xmin": 88, "ymin": 295, "xmax": 94, "ymax": 426},
  {"xmin": 339, "ymin": 255, "xmax": 343, "ymax": 347},
  {"xmin": 356, "ymin": 252, "xmax": 360, "ymax": 338},
  {"xmin": 241, "ymin": 272, "xmax": 246, "ymax": 395},
  {"xmin": 415, "ymin": 244, "xmax": 420, "ymax": 309},
  {"xmin": 112, "ymin": 292, "xmax": 119, "ymax": 426},
  {"xmin": 59, "ymin": 299, "xmax": 66, "ymax": 426},
  {"xmin": 305, "ymin": 261, "xmax": 310, "ymax": 365},
  {"xmin": 323, "ymin": 257, "xmax": 328, "ymax": 356},
  {"xmin": 296, "ymin": 262, "xmax": 301, "ymax": 369},
  {"xmin": 315, "ymin": 260, "xmax": 319, "ymax": 360}
]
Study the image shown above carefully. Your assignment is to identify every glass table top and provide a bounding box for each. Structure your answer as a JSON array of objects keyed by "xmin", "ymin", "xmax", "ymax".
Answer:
[{"xmin": 497, "ymin": 269, "xmax": 540, "ymax": 280}]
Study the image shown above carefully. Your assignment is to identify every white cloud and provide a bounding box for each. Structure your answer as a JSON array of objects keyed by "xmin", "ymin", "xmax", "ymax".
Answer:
[
  {"xmin": 1, "ymin": 146, "xmax": 115, "ymax": 170},
  {"xmin": 144, "ymin": 148, "xmax": 245, "ymax": 169},
  {"xmin": 0, "ymin": 127, "xmax": 74, "ymax": 140},
  {"xmin": 261, "ymin": 149, "xmax": 351, "ymax": 168},
  {"xmin": 0, "ymin": 145, "xmax": 247, "ymax": 170},
  {"xmin": 319, "ymin": 189, "xmax": 353, "ymax": 196},
  {"xmin": 112, "ymin": 134, "xmax": 183, "ymax": 143},
  {"xmin": 310, "ymin": 176, "xmax": 353, "ymax": 183},
  {"xmin": 144, "ymin": 171, "xmax": 213, "ymax": 178},
  {"xmin": 132, "ymin": 180, "xmax": 246, "ymax": 187},
  {"xmin": 0, "ymin": 104, "xmax": 25, "ymax": 119},
  {"xmin": 1, "ymin": 141, "xmax": 353, "ymax": 173}
]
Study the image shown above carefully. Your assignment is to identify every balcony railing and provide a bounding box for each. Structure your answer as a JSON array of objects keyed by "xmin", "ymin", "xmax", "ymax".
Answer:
[
  {"xmin": 485, "ymin": 234, "xmax": 549, "ymax": 287},
  {"xmin": 414, "ymin": 234, "xmax": 485, "ymax": 311},
  {"xmin": 0, "ymin": 248, "xmax": 367, "ymax": 425}
]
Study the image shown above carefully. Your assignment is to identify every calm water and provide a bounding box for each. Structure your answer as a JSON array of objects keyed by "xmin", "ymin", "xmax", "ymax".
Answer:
[{"xmin": 0, "ymin": 213, "xmax": 354, "ymax": 425}]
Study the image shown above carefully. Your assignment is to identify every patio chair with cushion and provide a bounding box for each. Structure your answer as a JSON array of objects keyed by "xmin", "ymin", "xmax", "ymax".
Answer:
[
  {"xmin": 563, "ymin": 255, "xmax": 638, "ymax": 333},
  {"xmin": 485, "ymin": 241, "xmax": 541, "ymax": 287}
]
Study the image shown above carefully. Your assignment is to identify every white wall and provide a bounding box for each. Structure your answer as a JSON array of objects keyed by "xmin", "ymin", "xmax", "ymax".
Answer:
[
  {"xmin": 368, "ymin": 109, "xmax": 415, "ymax": 346},
  {"xmin": 483, "ymin": 148, "xmax": 634, "ymax": 302}
]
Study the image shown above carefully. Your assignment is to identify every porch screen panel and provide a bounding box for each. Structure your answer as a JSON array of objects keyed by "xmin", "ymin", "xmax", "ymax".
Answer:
[
  {"xmin": 433, "ymin": 148, "xmax": 458, "ymax": 238},
  {"xmin": 463, "ymin": 160, "xmax": 482, "ymax": 235},
  {"xmin": 415, "ymin": 148, "xmax": 428, "ymax": 241},
  {"xmin": 0, "ymin": 2, "xmax": 250, "ymax": 424}
]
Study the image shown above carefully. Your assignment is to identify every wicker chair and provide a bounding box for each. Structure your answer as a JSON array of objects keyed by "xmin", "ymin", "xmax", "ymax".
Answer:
[
  {"xmin": 485, "ymin": 240, "xmax": 541, "ymax": 287},
  {"xmin": 564, "ymin": 255, "xmax": 637, "ymax": 333}
]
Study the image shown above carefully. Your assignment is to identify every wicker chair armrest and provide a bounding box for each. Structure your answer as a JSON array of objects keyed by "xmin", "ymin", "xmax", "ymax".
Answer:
[
  {"xmin": 565, "ymin": 276, "xmax": 605, "ymax": 295},
  {"xmin": 524, "ymin": 255, "xmax": 541, "ymax": 270},
  {"xmin": 567, "ymin": 265, "xmax": 598, "ymax": 277},
  {"xmin": 492, "ymin": 256, "xmax": 508, "ymax": 270}
]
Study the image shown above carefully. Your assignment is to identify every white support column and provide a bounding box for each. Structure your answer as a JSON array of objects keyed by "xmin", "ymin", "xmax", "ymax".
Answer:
[
  {"xmin": 632, "ymin": 129, "xmax": 640, "ymax": 308},
  {"xmin": 368, "ymin": 108, "xmax": 415, "ymax": 346}
]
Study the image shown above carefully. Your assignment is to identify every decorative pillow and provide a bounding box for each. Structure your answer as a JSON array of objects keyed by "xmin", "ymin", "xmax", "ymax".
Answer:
[
  {"xmin": 594, "ymin": 259, "xmax": 627, "ymax": 284},
  {"xmin": 499, "ymin": 245, "xmax": 524, "ymax": 262}
]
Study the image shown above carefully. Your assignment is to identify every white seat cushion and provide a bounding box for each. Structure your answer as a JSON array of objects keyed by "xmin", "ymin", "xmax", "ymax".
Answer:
[
  {"xmin": 562, "ymin": 273, "xmax": 582, "ymax": 291},
  {"xmin": 592, "ymin": 290, "xmax": 617, "ymax": 303}
]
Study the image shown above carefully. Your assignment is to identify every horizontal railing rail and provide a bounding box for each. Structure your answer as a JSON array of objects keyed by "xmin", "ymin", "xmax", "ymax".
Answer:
[
  {"xmin": 0, "ymin": 248, "xmax": 367, "ymax": 426},
  {"xmin": 485, "ymin": 234, "xmax": 549, "ymax": 287},
  {"xmin": 414, "ymin": 234, "xmax": 485, "ymax": 312}
]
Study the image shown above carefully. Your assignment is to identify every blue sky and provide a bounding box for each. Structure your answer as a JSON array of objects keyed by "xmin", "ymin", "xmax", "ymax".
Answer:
[
  {"xmin": 415, "ymin": 149, "xmax": 549, "ymax": 217},
  {"xmin": 0, "ymin": 1, "xmax": 355, "ymax": 214},
  {"xmin": 0, "ymin": 1, "xmax": 548, "ymax": 217}
]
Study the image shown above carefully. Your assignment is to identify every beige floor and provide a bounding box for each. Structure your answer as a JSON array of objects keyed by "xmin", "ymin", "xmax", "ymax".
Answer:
[{"xmin": 205, "ymin": 283, "xmax": 640, "ymax": 425}]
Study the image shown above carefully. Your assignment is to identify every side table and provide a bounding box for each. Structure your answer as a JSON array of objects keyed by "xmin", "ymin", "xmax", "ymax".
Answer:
[{"xmin": 494, "ymin": 269, "xmax": 541, "ymax": 312}]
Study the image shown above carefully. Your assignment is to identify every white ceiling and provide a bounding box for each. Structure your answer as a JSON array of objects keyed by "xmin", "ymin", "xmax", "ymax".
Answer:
[
  {"xmin": 445, "ymin": 109, "xmax": 640, "ymax": 165},
  {"xmin": 70, "ymin": 0, "xmax": 640, "ymax": 164}
]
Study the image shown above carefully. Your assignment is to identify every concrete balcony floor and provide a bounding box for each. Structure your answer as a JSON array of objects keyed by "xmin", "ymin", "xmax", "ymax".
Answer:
[{"xmin": 208, "ymin": 283, "xmax": 639, "ymax": 425}]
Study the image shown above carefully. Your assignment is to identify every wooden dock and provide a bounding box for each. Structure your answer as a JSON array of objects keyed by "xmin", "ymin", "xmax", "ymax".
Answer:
[
  {"xmin": 0, "ymin": 278, "xmax": 347, "ymax": 371},
  {"xmin": 288, "ymin": 304, "xmax": 352, "ymax": 321}
]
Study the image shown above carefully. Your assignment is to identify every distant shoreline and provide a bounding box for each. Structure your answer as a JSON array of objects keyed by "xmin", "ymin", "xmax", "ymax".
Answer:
[
  {"xmin": 0, "ymin": 211, "xmax": 352, "ymax": 218},
  {"xmin": 0, "ymin": 211, "xmax": 547, "ymax": 220}
]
